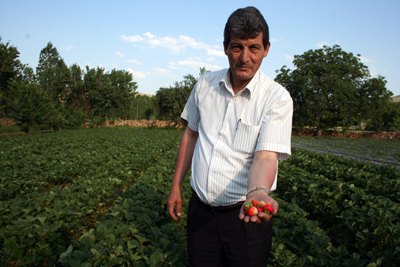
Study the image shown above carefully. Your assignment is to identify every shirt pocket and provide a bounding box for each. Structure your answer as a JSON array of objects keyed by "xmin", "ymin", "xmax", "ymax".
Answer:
[{"xmin": 233, "ymin": 121, "xmax": 261, "ymax": 153}]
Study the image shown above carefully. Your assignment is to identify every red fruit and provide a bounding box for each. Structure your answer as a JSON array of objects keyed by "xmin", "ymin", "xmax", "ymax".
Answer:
[
  {"xmin": 243, "ymin": 201, "xmax": 253, "ymax": 213},
  {"xmin": 252, "ymin": 199, "xmax": 259, "ymax": 206},
  {"xmin": 259, "ymin": 200, "xmax": 266, "ymax": 206},
  {"xmin": 247, "ymin": 206, "xmax": 258, "ymax": 216},
  {"xmin": 256, "ymin": 207, "xmax": 263, "ymax": 213},
  {"xmin": 262, "ymin": 204, "xmax": 273, "ymax": 214}
]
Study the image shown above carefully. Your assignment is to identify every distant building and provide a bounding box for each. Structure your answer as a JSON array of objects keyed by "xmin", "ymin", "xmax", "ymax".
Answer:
[{"xmin": 393, "ymin": 95, "xmax": 400, "ymax": 103}]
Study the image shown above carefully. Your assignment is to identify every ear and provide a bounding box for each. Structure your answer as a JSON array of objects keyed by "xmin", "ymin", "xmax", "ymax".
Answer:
[
  {"xmin": 263, "ymin": 42, "xmax": 271, "ymax": 58},
  {"xmin": 223, "ymin": 41, "xmax": 228, "ymax": 56}
]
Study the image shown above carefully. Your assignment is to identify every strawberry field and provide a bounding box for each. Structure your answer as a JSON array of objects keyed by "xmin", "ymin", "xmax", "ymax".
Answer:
[{"xmin": 1, "ymin": 127, "xmax": 399, "ymax": 266}]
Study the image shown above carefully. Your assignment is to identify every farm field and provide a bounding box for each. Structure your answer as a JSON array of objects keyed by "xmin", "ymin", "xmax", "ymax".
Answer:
[
  {"xmin": 1, "ymin": 127, "xmax": 400, "ymax": 266},
  {"xmin": 292, "ymin": 136, "xmax": 400, "ymax": 168}
]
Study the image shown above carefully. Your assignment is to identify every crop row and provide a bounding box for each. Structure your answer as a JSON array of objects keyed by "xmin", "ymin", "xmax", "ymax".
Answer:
[
  {"xmin": 287, "ymin": 148, "xmax": 400, "ymax": 203},
  {"xmin": 2, "ymin": 128, "xmax": 398, "ymax": 266},
  {"xmin": 278, "ymin": 159, "xmax": 400, "ymax": 266},
  {"xmin": 0, "ymin": 128, "xmax": 180, "ymax": 201},
  {"xmin": 0, "ymin": 127, "xmax": 183, "ymax": 266},
  {"xmin": 52, "ymin": 132, "xmax": 367, "ymax": 267},
  {"xmin": 58, "ymin": 137, "xmax": 353, "ymax": 267}
]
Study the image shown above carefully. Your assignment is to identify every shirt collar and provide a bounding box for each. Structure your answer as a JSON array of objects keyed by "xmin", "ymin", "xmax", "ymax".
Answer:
[{"xmin": 219, "ymin": 68, "xmax": 260, "ymax": 98}]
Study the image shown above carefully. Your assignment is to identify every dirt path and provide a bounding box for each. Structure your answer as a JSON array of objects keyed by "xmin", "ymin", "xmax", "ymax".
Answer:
[{"xmin": 291, "ymin": 141, "xmax": 400, "ymax": 170}]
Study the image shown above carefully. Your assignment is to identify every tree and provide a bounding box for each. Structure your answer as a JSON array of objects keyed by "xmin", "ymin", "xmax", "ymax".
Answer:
[
  {"xmin": 36, "ymin": 42, "xmax": 69, "ymax": 103},
  {"xmin": 107, "ymin": 69, "xmax": 137, "ymax": 118},
  {"xmin": 381, "ymin": 102, "xmax": 400, "ymax": 132},
  {"xmin": 130, "ymin": 94, "xmax": 155, "ymax": 120},
  {"xmin": 275, "ymin": 45, "xmax": 371, "ymax": 136},
  {"xmin": 155, "ymin": 67, "xmax": 209, "ymax": 120},
  {"xmin": 9, "ymin": 82, "xmax": 52, "ymax": 133},
  {"xmin": 0, "ymin": 37, "xmax": 22, "ymax": 114},
  {"xmin": 359, "ymin": 75, "xmax": 393, "ymax": 131},
  {"xmin": 82, "ymin": 66, "xmax": 105, "ymax": 116},
  {"xmin": 89, "ymin": 69, "xmax": 137, "ymax": 120},
  {"xmin": 66, "ymin": 63, "xmax": 85, "ymax": 110}
]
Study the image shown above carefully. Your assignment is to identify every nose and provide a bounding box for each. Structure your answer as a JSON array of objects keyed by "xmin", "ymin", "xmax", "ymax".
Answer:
[{"xmin": 239, "ymin": 48, "xmax": 250, "ymax": 63}]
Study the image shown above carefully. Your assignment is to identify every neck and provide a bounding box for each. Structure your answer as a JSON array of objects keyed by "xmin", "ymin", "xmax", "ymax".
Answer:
[{"xmin": 230, "ymin": 75, "xmax": 251, "ymax": 95}]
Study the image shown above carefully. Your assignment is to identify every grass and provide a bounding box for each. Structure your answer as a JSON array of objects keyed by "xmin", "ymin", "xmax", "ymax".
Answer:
[{"xmin": 0, "ymin": 125, "xmax": 22, "ymax": 135}]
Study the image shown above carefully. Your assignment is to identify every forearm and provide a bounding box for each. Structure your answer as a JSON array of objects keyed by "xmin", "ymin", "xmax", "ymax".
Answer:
[
  {"xmin": 171, "ymin": 127, "xmax": 199, "ymax": 189},
  {"xmin": 247, "ymin": 150, "xmax": 277, "ymax": 193},
  {"xmin": 168, "ymin": 126, "xmax": 198, "ymax": 220},
  {"xmin": 240, "ymin": 150, "xmax": 278, "ymax": 223}
]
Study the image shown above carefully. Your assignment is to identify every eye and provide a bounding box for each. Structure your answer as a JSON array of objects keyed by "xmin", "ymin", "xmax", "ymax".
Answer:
[
  {"xmin": 231, "ymin": 46, "xmax": 241, "ymax": 52},
  {"xmin": 250, "ymin": 46, "xmax": 261, "ymax": 53}
]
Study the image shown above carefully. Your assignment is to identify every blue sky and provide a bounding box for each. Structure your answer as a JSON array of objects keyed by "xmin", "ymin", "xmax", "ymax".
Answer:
[{"xmin": 1, "ymin": 0, "xmax": 399, "ymax": 97}]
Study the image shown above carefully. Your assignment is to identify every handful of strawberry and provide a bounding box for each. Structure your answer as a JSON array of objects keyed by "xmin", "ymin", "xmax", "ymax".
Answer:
[{"xmin": 243, "ymin": 199, "xmax": 274, "ymax": 216}]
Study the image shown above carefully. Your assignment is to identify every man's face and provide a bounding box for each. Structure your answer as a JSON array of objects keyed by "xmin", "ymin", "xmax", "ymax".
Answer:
[{"xmin": 224, "ymin": 33, "xmax": 270, "ymax": 87}]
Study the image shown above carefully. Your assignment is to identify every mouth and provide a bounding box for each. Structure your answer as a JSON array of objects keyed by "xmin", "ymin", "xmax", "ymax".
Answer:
[{"xmin": 237, "ymin": 65, "xmax": 250, "ymax": 70}]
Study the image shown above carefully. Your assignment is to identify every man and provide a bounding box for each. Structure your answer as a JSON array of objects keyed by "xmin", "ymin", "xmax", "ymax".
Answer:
[{"xmin": 167, "ymin": 6, "xmax": 293, "ymax": 267}]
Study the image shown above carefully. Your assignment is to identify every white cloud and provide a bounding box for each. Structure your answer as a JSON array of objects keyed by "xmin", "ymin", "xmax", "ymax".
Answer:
[
  {"xmin": 316, "ymin": 42, "xmax": 330, "ymax": 48},
  {"xmin": 121, "ymin": 32, "xmax": 225, "ymax": 56},
  {"xmin": 270, "ymin": 38, "xmax": 278, "ymax": 42},
  {"xmin": 120, "ymin": 34, "xmax": 145, "ymax": 42},
  {"xmin": 169, "ymin": 65, "xmax": 180, "ymax": 70},
  {"xmin": 143, "ymin": 32, "xmax": 155, "ymax": 38},
  {"xmin": 154, "ymin": 68, "xmax": 175, "ymax": 77},
  {"xmin": 127, "ymin": 68, "xmax": 146, "ymax": 79},
  {"xmin": 64, "ymin": 45, "xmax": 76, "ymax": 50},
  {"xmin": 369, "ymin": 66, "xmax": 378, "ymax": 77},
  {"xmin": 110, "ymin": 63, "xmax": 118, "ymax": 68},
  {"xmin": 170, "ymin": 57, "xmax": 223, "ymax": 71},
  {"xmin": 285, "ymin": 55, "xmax": 294, "ymax": 61},
  {"xmin": 359, "ymin": 56, "xmax": 374, "ymax": 63},
  {"xmin": 116, "ymin": 52, "xmax": 124, "ymax": 57},
  {"xmin": 207, "ymin": 48, "xmax": 226, "ymax": 57},
  {"xmin": 126, "ymin": 59, "xmax": 142, "ymax": 65}
]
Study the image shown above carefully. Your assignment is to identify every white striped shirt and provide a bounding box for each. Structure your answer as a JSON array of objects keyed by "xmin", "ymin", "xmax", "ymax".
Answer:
[{"xmin": 181, "ymin": 68, "xmax": 293, "ymax": 206}]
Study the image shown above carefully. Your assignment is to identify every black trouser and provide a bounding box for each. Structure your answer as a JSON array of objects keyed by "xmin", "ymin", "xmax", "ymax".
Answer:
[{"xmin": 187, "ymin": 192, "xmax": 273, "ymax": 267}]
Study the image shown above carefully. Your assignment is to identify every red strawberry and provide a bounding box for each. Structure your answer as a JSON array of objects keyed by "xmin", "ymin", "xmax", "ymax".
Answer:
[
  {"xmin": 252, "ymin": 199, "xmax": 259, "ymax": 206},
  {"xmin": 256, "ymin": 207, "xmax": 263, "ymax": 213},
  {"xmin": 243, "ymin": 201, "xmax": 253, "ymax": 213},
  {"xmin": 262, "ymin": 204, "xmax": 273, "ymax": 214},
  {"xmin": 247, "ymin": 206, "xmax": 258, "ymax": 216}
]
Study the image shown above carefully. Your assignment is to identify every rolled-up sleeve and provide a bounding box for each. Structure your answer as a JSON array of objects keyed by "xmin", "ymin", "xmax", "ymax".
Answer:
[
  {"xmin": 181, "ymin": 82, "xmax": 200, "ymax": 132},
  {"xmin": 255, "ymin": 92, "xmax": 293, "ymax": 160}
]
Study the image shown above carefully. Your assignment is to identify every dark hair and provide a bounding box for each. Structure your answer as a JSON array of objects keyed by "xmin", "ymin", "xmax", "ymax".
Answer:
[{"xmin": 224, "ymin": 6, "xmax": 269, "ymax": 49}]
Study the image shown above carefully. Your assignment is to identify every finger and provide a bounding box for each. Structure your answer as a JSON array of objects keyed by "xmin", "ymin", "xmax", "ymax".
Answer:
[
  {"xmin": 271, "ymin": 202, "xmax": 279, "ymax": 216},
  {"xmin": 258, "ymin": 212, "xmax": 272, "ymax": 222},
  {"xmin": 175, "ymin": 203, "xmax": 182, "ymax": 218},
  {"xmin": 250, "ymin": 215, "xmax": 261, "ymax": 224},
  {"xmin": 167, "ymin": 204, "xmax": 178, "ymax": 221},
  {"xmin": 239, "ymin": 203, "xmax": 245, "ymax": 220}
]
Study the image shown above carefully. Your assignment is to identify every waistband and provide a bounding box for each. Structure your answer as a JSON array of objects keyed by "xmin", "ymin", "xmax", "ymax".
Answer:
[{"xmin": 192, "ymin": 190, "xmax": 244, "ymax": 215}]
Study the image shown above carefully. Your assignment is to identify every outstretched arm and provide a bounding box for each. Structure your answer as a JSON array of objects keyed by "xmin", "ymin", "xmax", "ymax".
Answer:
[
  {"xmin": 167, "ymin": 127, "xmax": 199, "ymax": 221},
  {"xmin": 239, "ymin": 150, "xmax": 278, "ymax": 224}
]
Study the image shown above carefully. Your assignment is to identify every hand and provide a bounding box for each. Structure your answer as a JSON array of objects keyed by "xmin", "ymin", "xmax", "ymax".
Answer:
[
  {"xmin": 167, "ymin": 185, "xmax": 183, "ymax": 221},
  {"xmin": 239, "ymin": 191, "xmax": 279, "ymax": 224}
]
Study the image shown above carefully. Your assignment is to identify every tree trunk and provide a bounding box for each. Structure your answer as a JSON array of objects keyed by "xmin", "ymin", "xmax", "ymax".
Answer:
[{"xmin": 317, "ymin": 127, "xmax": 323, "ymax": 137}]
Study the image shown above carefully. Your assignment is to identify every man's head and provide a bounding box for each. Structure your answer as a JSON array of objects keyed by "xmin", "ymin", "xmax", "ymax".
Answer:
[
  {"xmin": 223, "ymin": 7, "xmax": 270, "ymax": 91},
  {"xmin": 223, "ymin": 6, "xmax": 269, "ymax": 51}
]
